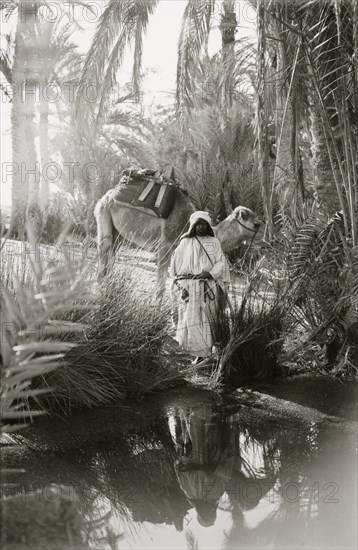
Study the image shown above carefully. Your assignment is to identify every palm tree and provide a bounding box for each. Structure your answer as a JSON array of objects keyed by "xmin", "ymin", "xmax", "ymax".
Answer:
[
  {"xmin": 75, "ymin": 0, "xmax": 159, "ymax": 136},
  {"xmin": 77, "ymin": 0, "xmax": 356, "ymax": 247},
  {"xmin": 5, "ymin": 0, "xmax": 40, "ymax": 239},
  {"xmin": 76, "ymin": 0, "xmax": 260, "ymax": 225},
  {"xmin": 180, "ymin": 101, "xmax": 262, "ymax": 219},
  {"xmin": 303, "ymin": 1, "xmax": 357, "ymax": 245},
  {"xmin": 0, "ymin": 0, "xmax": 89, "ymax": 238},
  {"xmin": 37, "ymin": 20, "xmax": 85, "ymax": 229},
  {"xmin": 37, "ymin": 17, "xmax": 54, "ymax": 219},
  {"xmin": 254, "ymin": 0, "xmax": 357, "ymax": 244},
  {"xmin": 76, "ymin": 0, "xmax": 256, "ymax": 127}
]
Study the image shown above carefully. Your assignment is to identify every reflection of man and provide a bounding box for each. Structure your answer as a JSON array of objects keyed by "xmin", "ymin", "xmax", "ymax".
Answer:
[
  {"xmin": 169, "ymin": 403, "xmax": 278, "ymax": 536},
  {"xmin": 171, "ymin": 403, "xmax": 234, "ymax": 527}
]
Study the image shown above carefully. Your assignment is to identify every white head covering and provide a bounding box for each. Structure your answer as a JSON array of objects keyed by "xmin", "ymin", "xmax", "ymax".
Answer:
[
  {"xmin": 180, "ymin": 211, "xmax": 214, "ymax": 240},
  {"xmin": 187, "ymin": 211, "xmax": 213, "ymax": 233}
]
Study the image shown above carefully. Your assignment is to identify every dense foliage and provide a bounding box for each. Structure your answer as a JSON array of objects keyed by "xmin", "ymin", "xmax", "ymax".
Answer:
[{"xmin": 0, "ymin": 0, "xmax": 357, "ymax": 397}]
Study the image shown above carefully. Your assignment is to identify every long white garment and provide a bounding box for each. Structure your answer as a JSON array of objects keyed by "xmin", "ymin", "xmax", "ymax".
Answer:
[{"xmin": 170, "ymin": 236, "xmax": 231, "ymax": 357}]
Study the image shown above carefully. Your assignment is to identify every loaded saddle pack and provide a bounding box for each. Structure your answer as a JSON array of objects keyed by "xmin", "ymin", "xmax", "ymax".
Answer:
[{"xmin": 112, "ymin": 168, "xmax": 179, "ymax": 218}]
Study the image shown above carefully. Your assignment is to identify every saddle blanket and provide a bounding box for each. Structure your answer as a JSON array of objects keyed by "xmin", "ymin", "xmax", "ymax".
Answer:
[{"xmin": 112, "ymin": 169, "xmax": 177, "ymax": 219}]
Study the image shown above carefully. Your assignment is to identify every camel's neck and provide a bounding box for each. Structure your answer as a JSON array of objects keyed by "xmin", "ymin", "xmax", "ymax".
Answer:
[
  {"xmin": 213, "ymin": 218, "xmax": 241, "ymax": 253},
  {"xmin": 213, "ymin": 222, "xmax": 222, "ymax": 240}
]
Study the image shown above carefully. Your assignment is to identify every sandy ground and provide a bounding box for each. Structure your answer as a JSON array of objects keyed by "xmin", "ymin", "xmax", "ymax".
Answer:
[{"xmin": 1, "ymin": 238, "xmax": 275, "ymax": 305}]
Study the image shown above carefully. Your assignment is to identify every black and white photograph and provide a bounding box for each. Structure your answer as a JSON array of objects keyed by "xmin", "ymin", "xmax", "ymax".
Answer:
[{"xmin": 1, "ymin": 1, "xmax": 357, "ymax": 548}]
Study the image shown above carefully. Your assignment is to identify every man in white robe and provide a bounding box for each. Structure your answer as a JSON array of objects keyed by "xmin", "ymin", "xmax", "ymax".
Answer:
[{"xmin": 169, "ymin": 211, "xmax": 231, "ymax": 360}]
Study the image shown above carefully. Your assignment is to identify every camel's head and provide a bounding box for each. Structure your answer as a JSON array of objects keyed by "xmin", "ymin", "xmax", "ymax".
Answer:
[
  {"xmin": 215, "ymin": 206, "xmax": 261, "ymax": 252},
  {"xmin": 231, "ymin": 206, "xmax": 261, "ymax": 235}
]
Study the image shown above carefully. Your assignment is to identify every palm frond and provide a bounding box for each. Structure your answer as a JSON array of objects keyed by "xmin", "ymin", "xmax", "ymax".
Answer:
[
  {"xmin": 0, "ymin": 229, "xmax": 94, "ymax": 431},
  {"xmin": 0, "ymin": 35, "xmax": 13, "ymax": 83},
  {"xmin": 176, "ymin": 0, "xmax": 215, "ymax": 119},
  {"xmin": 76, "ymin": 0, "xmax": 158, "ymax": 134}
]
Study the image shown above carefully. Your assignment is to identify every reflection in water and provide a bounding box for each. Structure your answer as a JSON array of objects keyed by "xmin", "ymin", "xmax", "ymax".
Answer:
[
  {"xmin": 169, "ymin": 404, "xmax": 276, "ymax": 533},
  {"xmin": 4, "ymin": 398, "xmax": 357, "ymax": 549}
]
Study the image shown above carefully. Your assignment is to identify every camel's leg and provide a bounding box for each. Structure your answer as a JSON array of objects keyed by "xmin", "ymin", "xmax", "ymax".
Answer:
[
  {"xmin": 98, "ymin": 236, "xmax": 113, "ymax": 280},
  {"xmin": 96, "ymin": 207, "xmax": 115, "ymax": 281}
]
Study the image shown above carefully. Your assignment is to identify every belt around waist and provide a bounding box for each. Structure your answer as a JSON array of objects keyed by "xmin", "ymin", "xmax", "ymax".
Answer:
[{"xmin": 175, "ymin": 274, "xmax": 195, "ymax": 281}]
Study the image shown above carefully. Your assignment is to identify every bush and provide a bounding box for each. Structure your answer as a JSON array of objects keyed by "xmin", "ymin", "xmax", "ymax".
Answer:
[
  {"xmin": 40, "ymin": 195, "xmax": 73, "ymax": 244},
  {"xmin": 211, "ymin": 276, "xmax": 284, "ymax": 387},
  {"xmin": 1, "ymin": 236, "xmax": 190, "ymax": 414},
  {"xmin": 276, "ymin": 210, "xmax": 358, "ymax": 374},
  {"xmin": 45, "ymin": 262, "xmax": 190, "ymax": 410},
  {"xmin": 38, "ymin": 249, "xmax": 192, "ymax": 410},
  {"xmin": 40, "ymin": 191, "xmax": 95, "ymax": 245}
]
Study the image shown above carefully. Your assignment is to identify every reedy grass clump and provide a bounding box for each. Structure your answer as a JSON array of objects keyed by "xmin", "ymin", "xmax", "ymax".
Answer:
[
  {"xmin": 59, "ymin": 260, "xmax": 190, "ymax": 405},
  {"xmin": 0, "ymin": 235, "xmax": 100, "ymax": 418},
  {"xmin": 1, "ymin": 232, "xmax": 190, "ymax": 414},
  {"xmin": 210, "ymin": 275, "xmax": 284, "ymax": 388},
  {"xmin": 0, "ymin": 227, "xmax": 94, "ymax": 510}
]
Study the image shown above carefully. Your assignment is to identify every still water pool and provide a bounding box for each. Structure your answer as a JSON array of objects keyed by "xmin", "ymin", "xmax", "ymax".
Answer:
[{"xmin": 3, "ymin": 380, "xmax": 358, "ymax": 549}]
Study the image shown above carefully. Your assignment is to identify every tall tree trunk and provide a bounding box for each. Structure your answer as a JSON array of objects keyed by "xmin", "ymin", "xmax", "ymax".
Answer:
[
  {"xmin": 256, "ymin": 0, "xmax": 273, "ymax": 238},
  {"xmin": 273, "ymin": 8, "xmax": 305, "ymax": 222},
  {"xmin": 37, "ymin": 19, "xmax": 53, "ymax": 226},
  {"xmin": 39, "ymin": 95, "xmax": 50, "ymax": 214},
  {"xmin": 10, "ymin": 0, "xmax": 41, "ymax": 239},
  {"xmin": 304, "ymin": 2, "xmax": 347, "ymax": 221},
  {"xmin": 25, "ymin": 86, "xmax": 41, "ymax": 235},
  {"xmin": 219, "ymin": 0, "xmax": 237, "ymax": 120},
  {"xmin": 274, "ymin": 64, "xmax": 294, "ymax": 214},
  {"xmin": 10, "ymin": 8, "xmax": 29, "ymax": 239},
  {"xmin": 309, "ymin": 105, "xmax": 340, "ymax": 216}
]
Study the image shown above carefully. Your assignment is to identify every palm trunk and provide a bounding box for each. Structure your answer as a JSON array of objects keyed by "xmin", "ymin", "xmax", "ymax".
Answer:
[
  {"xmin": 291, "ymin": 97, "xmax": 305, "ymax": 207},
  {"xmin": 274, "ymin": 78, "xmax": 294, "ymax": 213},
  {"xmin": 256, "ymin": 0, "xmax": 273, "ymax": 238},
  {"xmin": 309, "ymin": 102, "xmax": 340, "ymax": 217},
  {"xmin": 39, "ymin": 94, "xmax": 50, "ymax": 216},
  {"xmin": 219, "ymin": 0, "xmax": 237, "ymax": 119},
  {"xmin": 273, "ymin": 5, "xmax": 291, "ymax": 213},
  {"xmin": 25, "ymin": 87, "xmax": 41, "ymax": 236},
  {"xmin": 38, "ymin": 19, "xmax": 53, "ymax": 223},
  {"xmin": 10, "ymin": 86, "xmax": 28, "ymax": 239},
  {"xmin": 10, "ymin": 0, "xmax": 41, "ymax": 239},
  {"xmin": 274, "ymin": 22, "xmax": 305, "ymax": 221},
  {"xmin": 335, "ymin": 0, "xmax": 357, "ymax": 247},
  {"xmin": 304, "ymin": 3, "xmax": 350, "ymax": 233}
]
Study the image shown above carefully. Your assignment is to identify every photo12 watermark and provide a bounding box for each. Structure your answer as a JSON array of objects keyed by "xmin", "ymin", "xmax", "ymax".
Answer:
[
  {"xmin": 202, "ymin": 480, "xmax": 340, "ymax": 505},
  {"xmin": 2, "ymin": 160, "xmax": 104, "ymax": 184},
  {"xmin": 1, "ymin": 1, "xmax": 257, "ymax": 26},
  {"xmin": 1, "ymin": 81, "xmax": 139, "ymax": 105}
]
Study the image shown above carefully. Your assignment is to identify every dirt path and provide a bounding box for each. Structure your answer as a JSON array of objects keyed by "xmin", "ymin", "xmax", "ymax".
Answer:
[{"xmin": 1, "ymin": 238, "xmax": 264, "ymax": 302}]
